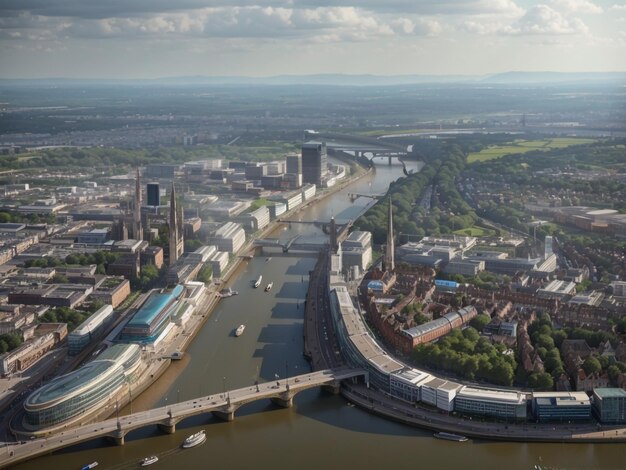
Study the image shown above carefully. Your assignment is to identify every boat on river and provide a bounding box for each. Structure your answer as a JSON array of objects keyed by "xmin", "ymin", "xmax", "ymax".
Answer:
[
  {"xmin": 235, "ymin": 324, "xmax": 246, "ymax": 337},
  {"xmin": 140, "ymin": 456, "xmax": 159, "ymax": 466},
  {"xmin": 182, "ymin": 430, "xmax": 206, "ymax": 448},
  {"xmin": 433, "ymin": 432, "xmax": 468, "ymax": 442},
  {"xmin": 265, "ymin": 282, "xmax": 273, "ymax": 292},
  {"xmin": 254, "ymin": 275, "xmax": 263, "ymax": 288},
  {"xmin": 81, "ymin": 462, "xmax": 98, "ymax": 470}
]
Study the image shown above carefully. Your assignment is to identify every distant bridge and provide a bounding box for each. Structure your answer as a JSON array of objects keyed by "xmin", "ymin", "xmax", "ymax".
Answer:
[{"xmin": 1, "ymin": 368, "xmax": 367, "ymax": 468}]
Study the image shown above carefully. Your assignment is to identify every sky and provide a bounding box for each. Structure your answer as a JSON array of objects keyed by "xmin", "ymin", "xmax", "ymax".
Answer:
[{"xmin": 0, "ymin": 0, "xmax": 625, "ymax": 79}]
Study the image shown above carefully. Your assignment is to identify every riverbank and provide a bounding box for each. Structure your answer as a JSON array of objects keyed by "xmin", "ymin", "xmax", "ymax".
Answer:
[
  {"xmin": 341, "ymin": 385, "xmax": 626, "ymax": 444},
  {"xmin": 105, "ymin": 158, "xmax": 374, "ymax": 417}
]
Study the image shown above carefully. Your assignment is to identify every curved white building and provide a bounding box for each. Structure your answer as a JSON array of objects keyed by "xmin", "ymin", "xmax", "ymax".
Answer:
[{"xmin": 24, "ymin": 343, "xmax": 141, "ymax": 429}]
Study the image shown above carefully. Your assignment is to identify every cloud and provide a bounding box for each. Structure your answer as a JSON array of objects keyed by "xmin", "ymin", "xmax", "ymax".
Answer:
[
  {"xmin": 41, "ymin": 6, "xmax": 441, "ymax": 42},
  {"xmin": 504, "ymin": 5, "xmax": 589, "ymax": 35},
  {"xmin": 550, "ymin": 0, "xmax": 603, "ymax": 14},
  {"xmin": 610, "ymin": 4, "xmax": 626, "ymax": 11},
  {"xmin": 0, "ymin": 0, "xmax": 525, "ymax": 20}
]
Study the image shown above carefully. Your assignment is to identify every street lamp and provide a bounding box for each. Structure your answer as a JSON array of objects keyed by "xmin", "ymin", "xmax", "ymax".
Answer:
[{"xmin": 285, "ymin": 361, "xmax": 289, "ymax": 391}]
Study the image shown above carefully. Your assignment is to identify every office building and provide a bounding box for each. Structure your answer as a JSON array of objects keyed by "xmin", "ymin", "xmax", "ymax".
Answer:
[
  {"xmin": 23, "ymin": 344, "xmax": 141, "ymax": 429},
  {"xmin": 120, "ymin": 285, "xmax": 184, "ymax": 343},
  {"xmin": 208, "ymin": 222, "xmax": 246, "ymax": 253},
  {"xmin": 302, "ymin": 142, "xmax": 327, "ymax": 187},
  {"xmin": 286, "ymin": 154, "xmax": 302, "ymax": 175},
  {"xmin": 455, "ymin": 387, "xmax": 527, "ymax": 420},
  {"xmin": 146, "ymin": 182, "xmax": 160, "ymax": 207},
  {"xmin": 67, "ymin": 305, "xmax": 115, "ymax": 355},
  {"xmin": 532, "ymin": 392, "xmax": 591, "ymax": 422},
  {"xmin": 593, "ymin": 388, "xmax": 626, "ymax": 424}
]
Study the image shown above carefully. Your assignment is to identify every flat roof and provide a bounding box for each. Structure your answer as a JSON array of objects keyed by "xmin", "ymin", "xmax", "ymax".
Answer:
[
  {"xmin": 594, "ymin": 388, "xmax": 626, "ymax": 399},
  {"xmin": 458, "ymin": 386, "xmax": 525, "ymax": 404},
  {"xmin": 71, "ymin": 305, "xmax": 114, "ymax": 336}
]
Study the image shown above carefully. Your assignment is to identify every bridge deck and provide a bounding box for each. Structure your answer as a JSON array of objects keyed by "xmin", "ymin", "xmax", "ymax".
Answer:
[{"xmin": 0, "ymin": 368, "xmax": 365, "ymax": 468}]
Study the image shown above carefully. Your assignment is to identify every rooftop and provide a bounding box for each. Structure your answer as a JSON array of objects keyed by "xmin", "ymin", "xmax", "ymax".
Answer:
[{"xmin": 594, "ymin": 388, "xmax": 626, "ymax": 399}]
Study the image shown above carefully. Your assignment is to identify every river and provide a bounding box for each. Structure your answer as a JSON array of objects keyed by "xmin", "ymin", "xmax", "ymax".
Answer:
[{"xmin": 13, "ymin": 158, "xmax": 624, "ymax": 470}]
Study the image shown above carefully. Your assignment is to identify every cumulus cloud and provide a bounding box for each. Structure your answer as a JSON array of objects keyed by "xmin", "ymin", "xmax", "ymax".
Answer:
[
  {"xmin": 40, "ymin": 6, "xmax": 442, "ymax": 42},
  {"xmin": 550, "ymin": 0, "xmax": 603, "ymax": 14},
  {"xmin": 504, "ymin": 5, "xmax": 589, "ymax": 35}
]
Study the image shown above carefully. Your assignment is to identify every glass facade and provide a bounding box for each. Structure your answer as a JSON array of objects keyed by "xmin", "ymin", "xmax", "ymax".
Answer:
[{"xmin": 24, "ymin": 344, "xmax": 141, "ymax": 428}]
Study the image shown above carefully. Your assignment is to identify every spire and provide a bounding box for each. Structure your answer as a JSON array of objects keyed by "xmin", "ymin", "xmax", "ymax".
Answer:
[
  {"xmin": 169, "ymin": 182, "xmax": 179, "ymax": 266},
  {"xmin": 134, "ymin": 168, "xmax": 143, "ymax": 241},
  {"xmin": 329, "ymin": 216, "xmax": 337, "ymax": 253},
  {"xmin": 385, "ymin": 197, "xmax": 395, "ymax": 272}
]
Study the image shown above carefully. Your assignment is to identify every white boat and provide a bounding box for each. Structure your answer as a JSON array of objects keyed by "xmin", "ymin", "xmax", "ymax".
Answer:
[
  {"xmin": 171, "ymin": 351, "xmax": 184, "ymax": 360},
  {"xmin": 433, "ymin": 432, "xmax": 468, "ymax": 442},
  {"xmin": 254, "ymin": 275, "xmax": 263, "ymax": 288},
  {"xmin": 235, "ymin": 324, "xmax": 245, "ymax": 337},
  {"xmin": 265, "ymin": 282, "xmax": 273, "ymax": 292},
  {"xmin": 140, "ymin": 456, "xmax": 159, "ymax": 466},
  {"xmin": 81, "ymin": 462, "xmax": 98, "ymax": 470},
  {"xmin": 182, "ymin": 430, "xmax": 206, "ymax": 448}
]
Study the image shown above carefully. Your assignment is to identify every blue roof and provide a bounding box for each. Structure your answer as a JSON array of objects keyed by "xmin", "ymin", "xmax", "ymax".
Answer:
[{"xmin": 127, "ymin": 285, "xmax": 183, "ymax": 328}]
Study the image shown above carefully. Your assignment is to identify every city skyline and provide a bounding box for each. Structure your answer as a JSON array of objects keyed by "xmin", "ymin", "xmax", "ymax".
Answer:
[{"xmin": 0, "ymin": 0, "xmax": 625, "ymax": 79}]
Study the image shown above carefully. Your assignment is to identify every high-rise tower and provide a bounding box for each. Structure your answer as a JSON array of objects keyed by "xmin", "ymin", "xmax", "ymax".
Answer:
[
  {"xmin": 133, "ymin": 168, "xmax": 143, "ymax": 241},
  {"xmin": 384, "ymin": 197, "xmax": 395, "ymax": 272},
  {"xmin": 168, "ymin": 182, "xmax": 184, "ymax": 266}
]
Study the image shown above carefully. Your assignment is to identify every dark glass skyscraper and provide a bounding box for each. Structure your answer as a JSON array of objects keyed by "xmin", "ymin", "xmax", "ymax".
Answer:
[
  {"xmin": 147, "ymin": 183, "xmax": 160, "ymax": 207},
  {"xmin": 301, "ymin": 142, "xmax": 327, "ymax": 187}
]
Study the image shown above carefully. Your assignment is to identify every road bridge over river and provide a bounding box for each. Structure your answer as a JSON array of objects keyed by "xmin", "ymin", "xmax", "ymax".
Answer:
[{"xmin": 0, "ymin": 368, "xmax": 366, "ymax": 468}]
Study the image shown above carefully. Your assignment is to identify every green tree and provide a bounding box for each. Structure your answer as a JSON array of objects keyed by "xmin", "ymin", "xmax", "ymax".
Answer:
[
  {"xmin": 529, "ymin": 371, "xmax": 554, "ymax": 391},
  {"xmin": 470, "ymin": 314, "xmax": 491, "ymax": 332},
  {"xmin": 582, "ymin": 357, "xmax": 602, "ymax": 376}
]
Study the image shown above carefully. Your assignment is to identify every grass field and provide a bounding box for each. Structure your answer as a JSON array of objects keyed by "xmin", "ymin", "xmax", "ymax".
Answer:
[
  {"xmin": 452, "ymin": 226, "xmax": 496, "ymax": 237},
  {"xmin": 467, "ymin": 138, "xmax": 597, "ymax": 163}
]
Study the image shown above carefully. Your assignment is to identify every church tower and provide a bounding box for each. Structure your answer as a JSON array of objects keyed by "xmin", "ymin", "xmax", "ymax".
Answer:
[
  {"xmin": 384, "ymin": 197, "xmax": 395, "ymax": 272},
  {"xmin": 133, "ymin": 168, "xmax": 143, "ymax": 241},
  {"xmin": 168, "ymin": 182, "xmax": 184, "ymax": 266}
]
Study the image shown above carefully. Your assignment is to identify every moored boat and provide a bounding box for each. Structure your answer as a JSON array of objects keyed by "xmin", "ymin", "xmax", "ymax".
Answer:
[
  {"xmin": 217, "ymin": 288, "xmax": 239, "ymax": 298},
  {"xmin": 140, "ymin": 456, "xmax": 159, "ymax": 466},
  {"xmin": 433, "ymin": 432, "xmax": 468, "ymax": 442},
  {"xmin": 265, "ymin": 282, "xmax": 273, "ymax": 292},
  {"xmin": 254, "ymin": 275, "xmax": 263, "ymax": 288},
  {"xmin": 235, "ymin": 324, "xmax": 246, "ymax": 337},
  {"xmin": 182, "ymin": 430, "xmax": 206, "ymax": 448}
]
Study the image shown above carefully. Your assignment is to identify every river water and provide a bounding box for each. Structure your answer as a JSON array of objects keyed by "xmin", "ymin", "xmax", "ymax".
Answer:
[{"xmin": 14, "ymin": 159, "xmax": 624, "ymax": 470}]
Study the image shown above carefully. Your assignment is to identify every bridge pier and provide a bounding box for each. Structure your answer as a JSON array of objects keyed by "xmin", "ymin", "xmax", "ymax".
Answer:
[
  {"xmin": 212, "ymin": 408, "xmax": 235, "ymax": 422},
  {"xmin": 322, "ymin": 382, "xmax": 341, "ymax": 395},
  {"xmin": 270, "ymin": 395, "xmax": 294, "ymax": 408},
  {"xmin": 158, "ymin": 422, "xmax": 176, "ymax": 434}
]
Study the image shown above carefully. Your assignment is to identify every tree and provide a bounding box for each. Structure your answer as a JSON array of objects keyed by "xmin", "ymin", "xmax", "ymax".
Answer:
[
  {"xmin": 470, "ymin": 314, "xmax": 491, "ymax": 332},
  {"xmin": 536, "ymin": 334, "xmax": 555, "ymax": 350},
  {"xmin": 529, "ymin": 372, "xmax": 554, "ymax": 391},
  {"xmin": 582, "ymin": 357, "xmax": 602, "ymax": 376}
]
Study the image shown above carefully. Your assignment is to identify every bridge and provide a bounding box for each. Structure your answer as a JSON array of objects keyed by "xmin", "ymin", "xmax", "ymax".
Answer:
[
  {"xmin": 253, "ymin": 218, "xmax": 354, "ymax": 253},
  {"xmin": 0, "ymin": 368, "xmax": 366, "ymax": 468}
]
